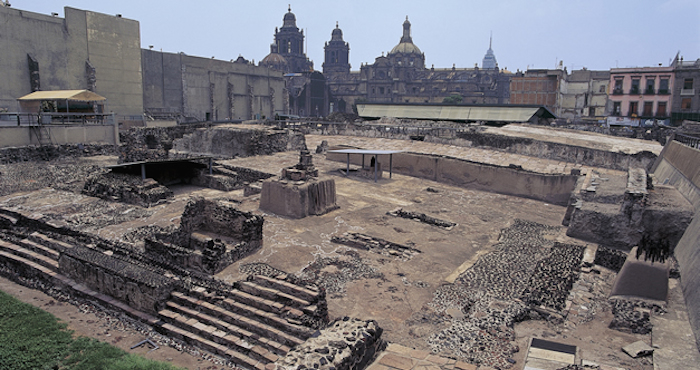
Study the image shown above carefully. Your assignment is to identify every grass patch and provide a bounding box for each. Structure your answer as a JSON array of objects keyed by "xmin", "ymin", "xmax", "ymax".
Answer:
[{"xmin": 0, "ymin": 289, "xmax": 185, "ymax": 370}]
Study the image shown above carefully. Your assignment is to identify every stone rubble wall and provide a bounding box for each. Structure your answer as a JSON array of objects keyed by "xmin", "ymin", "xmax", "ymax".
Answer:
[
  {"xmin": 0, "ymin": 143, "xmax": 117, "ymax": 164},
  {"xmin": 82, "ymin": 172, "xmax": 174, "ymax": 207},
  {"xmin": 59, "ymin": 246, "xmax": 174, "ymax": 314},
  {"xmin": 177, "ymin": 197, "xmax": 264, "ymax": 248},
  {"xmin": 273, "ymin": 318, "xmax": 385, "ymax": 370},
  {"xmin": 118, "ymin": 123, "xmax": 211, "ymax": 163},
  {"xmin": 172, "ymin": 126, "xmax": 305, "ymax": 158}
]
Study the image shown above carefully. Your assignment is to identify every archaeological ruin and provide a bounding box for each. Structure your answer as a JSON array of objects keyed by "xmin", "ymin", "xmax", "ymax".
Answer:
[{"xmin": 0, "ymin": 119, "xmax": 699, "ymax": 370}]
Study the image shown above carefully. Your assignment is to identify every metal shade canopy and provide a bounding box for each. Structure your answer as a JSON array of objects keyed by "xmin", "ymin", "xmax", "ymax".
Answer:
[
  {"xmin": 328, "ymin": 149, "xmax": 404, "ymax": 182},
  {"xmin": 17, "ymin": 89, "xmax": 107, "ymax": 102}
]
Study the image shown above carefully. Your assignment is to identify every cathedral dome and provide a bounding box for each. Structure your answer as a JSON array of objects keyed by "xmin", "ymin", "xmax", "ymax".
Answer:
[
  {"xmin": 331, "ymin": 23, "xmax": 343, "ymax": 42},
  {"xmin": 389, "ymin": 17, "xmax": 422, "ymax": 55},
  {"xmin": 282, "ymin": 6, "xmax": 297, "ymax": 28}
]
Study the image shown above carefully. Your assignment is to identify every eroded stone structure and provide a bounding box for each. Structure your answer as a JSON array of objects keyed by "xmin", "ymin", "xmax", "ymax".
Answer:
[{"xmin": 260, "ymin": 146, "xmax": 338, "ymax": 218}]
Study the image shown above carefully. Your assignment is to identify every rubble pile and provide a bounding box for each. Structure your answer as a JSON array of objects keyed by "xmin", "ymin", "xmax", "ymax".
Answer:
[
  {"xmin": 0, "ymin": 161, "xmax": 107, "ymax": 196},
  {"xmin": 387, "ymin": 208, "xmax": 456, "ymax": 230},
  {"xmin": 593, "ymin": 245, "xmax": 628, "ymax": 272},
  {"xmin": 330, "ymin": 232, "xmax": 421, "ymax": 261},
  {"xmin": 427, "ymin": 220, "xmax": 585, "ymax": 369},
  {"xmin": 273, "ymin": 317, "xmax": 385, "ymax": 370},
  {"xmin": 82, "ymin": 172, "xmax": 174, "ymax": 207},
  {"xmin": 608, "ymin": 299, "xmax": 665, "ymax": 334}
]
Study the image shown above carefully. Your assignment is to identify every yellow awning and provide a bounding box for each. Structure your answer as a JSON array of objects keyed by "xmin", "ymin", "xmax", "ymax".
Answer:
[{"xmin": 17, "ymin": 90, "xmax": 107, "ymax": 102}]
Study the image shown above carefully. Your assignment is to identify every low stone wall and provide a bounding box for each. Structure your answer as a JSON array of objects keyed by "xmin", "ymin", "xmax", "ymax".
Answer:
[
  {"xmin": 118, "ymin": 123, "xmax": 211, "ymax": 163},
  {"xmin": 59, "ymin": 246, "xmax": 173, "ymax": 314},
  {"xmin": 273, "ymin": 318, "xmax": 385, "ymax": 370},
  {"xmin": 326, "ymin": 151, "xmax": 578, "ymax": 206},
  {"xmin": 0, "ymin": 143, "xmax": 117, "ymax": 164},
  {"xmin": 178, "ymin": 198, "xmax": 263, "ymax": 248}
]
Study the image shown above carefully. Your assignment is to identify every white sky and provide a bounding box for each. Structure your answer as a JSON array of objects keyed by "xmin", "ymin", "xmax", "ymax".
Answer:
[{"xmin": 10, "ymin": 0, "xmax": 700, "ymax": 72}]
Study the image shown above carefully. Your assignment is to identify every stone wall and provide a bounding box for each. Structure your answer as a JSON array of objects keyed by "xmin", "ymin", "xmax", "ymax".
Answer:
[
  {"xmin": 118, "ymin": 123, "xmax": 211, "ymax": 163},
  {"xmin": 59, "ymin": 246, "xmax": 173, "ymax": 314},
  {"xmin": 326, "ymin": 151, "xmax": 578, "ymax": 206},
  {"xmin": 0, "ymin": 143, "xmax": 117, "ymax": 164},
  {"xmin": 178, "ymin": 198, "xmax": 263, "ymax": 247},
  {"xmin": 274, "ymin": 318, "xmax": 385, "ymax": 370},
  {"xmin": 172, "ymin": 125, "xmax": 305, "ymax": 158}
]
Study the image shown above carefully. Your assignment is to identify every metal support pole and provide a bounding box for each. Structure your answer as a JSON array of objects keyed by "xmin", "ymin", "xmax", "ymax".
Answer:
[
  {"xmin": 209, "ymin": 157, "xmax": 213, "ymax": 175},
  {"xmin": 374, "ymin": 156, "xmax": 377, "ymax": 183},
  {"xmin": 362, "ymin": 154, "xmax": 365, "ymax": 169},
  {"xmin": 141, "ymin": 163, "xmax": 146, "ymax": 180},
  {"xmin": 390, "ymin": 154, "xmax": 393, "ymax": 179},
  {"xmin": 346, "ymin": 153, "xmax": 350, "ymax": 175}
]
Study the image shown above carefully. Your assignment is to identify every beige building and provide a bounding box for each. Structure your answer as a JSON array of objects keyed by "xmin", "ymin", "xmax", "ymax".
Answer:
[
  {"xmin": 0, "ymin": 6, "xmax": 143, "ymax": 115},
  {"xmin": 559, "ymin": 69, "xmax": 610, "ymax": 120}
]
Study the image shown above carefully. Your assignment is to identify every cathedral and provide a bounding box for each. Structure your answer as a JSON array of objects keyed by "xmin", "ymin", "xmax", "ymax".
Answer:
[
  {"xmin": 260, "ymin": 8, "xmax": 512, "ymax": 116},
  {"xmin": 322, "ymin": 17, "xmax": 512, "ymax": 114}
]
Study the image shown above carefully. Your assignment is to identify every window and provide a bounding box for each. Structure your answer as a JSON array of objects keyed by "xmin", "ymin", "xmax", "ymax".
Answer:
[
  {"xmin": 613, "ymin": 79, "xmax": 623, "ymax": 94},
  {"xmin": 645, "ymin": 79, "xmax": 655, "ymax": 94},
  {"xmin": 379, "ymin": 87, "xmax": 385, "ymax": 95},
  {"xmin": 684, "ymin": 78, "xmax": 694, "ymax": 90},
  {"xmin": 643, "ymin": 102, "xmax": 653, "ymax": 116},
  {"xmin": 599, "ymin": 84, "xmax": 607, "ymax": 93},
  {"xmin": 613, "ymin": 101, "xmax": 621, "ymax": 115},
  {"xmin": 682, "ymin": 98, "xmax": 692, "ymax": 110},
  {"xmin": 630, "ymin": 79, "xmax": 640, "ymax": 94},
  {"xmin": 629, "ymin": 101, "xmax": 638, "ymax": 116},
  {"xmin": 657, "ymin": 102, "xmax": 667, "ymax": 117},
  {"xmin": 659, "ymin": 78, "xmax": 670, "ymax": 94}
]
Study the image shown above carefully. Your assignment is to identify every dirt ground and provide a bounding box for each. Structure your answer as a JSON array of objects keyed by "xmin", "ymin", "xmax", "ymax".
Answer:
[{"xmin": 0, "ymin": 142, "xmax": 654, "ymax": 370}]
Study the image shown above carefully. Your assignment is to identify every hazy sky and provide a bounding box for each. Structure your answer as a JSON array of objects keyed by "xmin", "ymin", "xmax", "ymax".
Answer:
[{"xmin": 11, "ymin": 0, "xmax": 700, "ymax": 72}]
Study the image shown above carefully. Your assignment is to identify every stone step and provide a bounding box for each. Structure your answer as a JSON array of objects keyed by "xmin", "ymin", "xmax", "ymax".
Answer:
[
  {"xmin": 169, "ymin": 293, "xmax": 303, "ymax": 348},
  {"xmin": 0, "ymin": 212, "xmax": 18, "ymax": 225},
  {"xmin": 238, "ymin": 281, "xmax": 312, "ymax": 310},
  {"xmin": 251, "ymin": 274, "xmax": 320, "ymax": 303},
  {"xmin": 28, "ymin": 232, "xmax": 74, "ymax": 252},
  {"xmin": 0, "ymin": 238, "xmax": 59, "ymax": 271},
  {"xmin": 18, "ymin": 238, "xmax": 60, "ymax": 260},
  {"xmin": 0, "ymin": 248, "xmax": 58, "ymax": 281},
  {"xmin": 157, "ymin": 319, "xmax": 265, "ymax": 370},
  {"xmin": 158, "ymin": 307, "xmax": 279, "ymax": 366},
  {"xmin": 172, "ymin": 291, "xmax": 312, "ymax": 341}
]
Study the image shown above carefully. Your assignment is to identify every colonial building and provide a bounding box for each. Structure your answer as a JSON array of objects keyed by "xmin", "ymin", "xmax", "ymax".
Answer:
[
  {"xmin": 323, "ymin": 18, "xmax": 512, "ymax": 114},
  {"xmin": 559, "ymin": 69, "xmax": 610, "ymax": 120},
  {"xmin": 510, "ymin": 67, "xmax": 567, "ymax": 117},
  {"xmin": 671, "ymin": 55, "xmax": 700, "ymax": 124},
  {"xmin": 607, "ymin": 65, "xmax": 674, "ymax": 122}
]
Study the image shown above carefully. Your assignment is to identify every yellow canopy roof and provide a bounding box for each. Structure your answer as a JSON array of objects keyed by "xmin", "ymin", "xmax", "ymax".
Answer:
[{"xmin": 17, "ymin": 90, "xmax": 106, "ymax": 102}]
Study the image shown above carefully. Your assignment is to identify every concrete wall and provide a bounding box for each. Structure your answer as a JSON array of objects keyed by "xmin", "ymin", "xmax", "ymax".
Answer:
[
  {"xmin": 652, "ymin": 139, "xmax": 700, "ymax": 350},
  {"xmin": 0, "ymin": 6, "xmax": 143, "ymax": 115},
  {"xmin": 326, "ymin": 151, "xmax": 578, "ymax": 206},
  {"xmin": 0, "ymin": 125, "xmax": 118, "ymax": 148},
  {"xmin": 142, "ymin": 50, "xmax": 286, "ymax": 121}
]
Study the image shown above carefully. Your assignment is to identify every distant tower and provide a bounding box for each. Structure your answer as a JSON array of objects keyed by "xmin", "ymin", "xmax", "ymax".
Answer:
[
  {"xmin": 482, "ymin": 34, "xmax": 498, "ymax": 69},
  {"xmin": 261, "ymin": 5, "xmax": 313, "ymax": 73},
  {"xmin": 323, "ymin": 22, "xmax": 351, "ymax": 74}
]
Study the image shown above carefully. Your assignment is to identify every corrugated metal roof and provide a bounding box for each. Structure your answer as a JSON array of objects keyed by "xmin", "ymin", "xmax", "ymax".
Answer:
[
  {"xmin": 357, "ymin": 104, "xmax": 554, "ymax": 122},
  {"xmin": 17, "ymin": 90, "xmax": 107, "ymax": 102}
]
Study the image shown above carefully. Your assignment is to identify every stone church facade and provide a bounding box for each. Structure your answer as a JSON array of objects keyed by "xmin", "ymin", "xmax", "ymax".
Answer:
[{"xmin": 322, "ymin": 18, "xmax": 512, "ymax": 114}]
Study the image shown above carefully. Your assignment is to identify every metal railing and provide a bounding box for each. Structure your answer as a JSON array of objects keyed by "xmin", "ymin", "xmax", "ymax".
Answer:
[
  {"xmin": 674, "ymin": 133, "xmax": 700, "ymax": 149},
  {"xmin": 0, "ymin": 112, "xmax": 115, "ymax": 126}
]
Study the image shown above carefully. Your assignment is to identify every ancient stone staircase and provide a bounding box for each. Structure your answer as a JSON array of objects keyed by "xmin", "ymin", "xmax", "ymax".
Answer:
[
  {"xmin": 0, "ymin": 221, "xmax": 327, "ymax": 370},
  {"xmin": 156, "ymin": 275, "xmax": 323, "ymax": 369}
]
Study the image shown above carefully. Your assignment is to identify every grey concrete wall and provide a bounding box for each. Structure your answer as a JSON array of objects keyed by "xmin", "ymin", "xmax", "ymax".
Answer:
[
  {"xmin": 142, "ymin": 50, "xmax": 286, "ymax": 121},
  {"xmin": 0, "ymin": 7, "xmax": 143, "ymax": 115},
  {"xmin": 0, "ymin": 125, "xmax": 117, "ymax": 148},
  {"xmin": 652, "ymin": 139, "xmax": 700, "ymax": 350},
  {"xmin": 326, "ymin": 151, "xmax": 578, "ymax": 206}
]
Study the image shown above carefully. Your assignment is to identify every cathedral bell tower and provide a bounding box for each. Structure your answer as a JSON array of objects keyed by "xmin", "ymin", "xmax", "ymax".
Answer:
[{"xmin": 323, "ymin": 22, "xmax": 351, "ymax": 75}]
